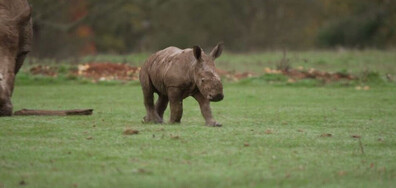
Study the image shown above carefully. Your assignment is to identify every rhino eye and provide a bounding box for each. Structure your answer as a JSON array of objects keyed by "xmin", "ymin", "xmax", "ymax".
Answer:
[{"xmin": 201, "ymin": 78, "xmax": 205, "ymax": 82}]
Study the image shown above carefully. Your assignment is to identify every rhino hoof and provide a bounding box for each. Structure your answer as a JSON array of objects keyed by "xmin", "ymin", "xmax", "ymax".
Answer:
[
  {"xmin": 142, "ymin": 116, "xmax": 163, "ymax": 124},
  {"xmin": 206, "ymin": 122, "xmax": 222, "ymax": 127},
  {"xmin": 0, "ymin": 103, "xmax": 13, "ymax": 117},
  {"xmin": 168, "ymin": 120, "xmax": 181, "ymax": 124}
]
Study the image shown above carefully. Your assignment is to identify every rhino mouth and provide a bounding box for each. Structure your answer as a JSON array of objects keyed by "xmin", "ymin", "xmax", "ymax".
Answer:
[{"xmin": 208, "ymin": 93, "xmax": 224, "ymax": 102}]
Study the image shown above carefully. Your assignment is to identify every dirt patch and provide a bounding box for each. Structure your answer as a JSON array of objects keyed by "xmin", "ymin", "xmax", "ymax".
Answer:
[
  {"xmin": 264, "ymin": 67, "xmax": 355, "ymax": 82},
  {"xmin": 218, "ymin": 67, "xmax": 356, "ymax": 82},
  {"xmin": 170, "ymin": 134, "xmax": 180, "ymax": 139},
  {"xmin": 123, "ymin": 129, "xmax": 139, "ymax": 135},
  {"xmin": 351, "ymin": 135, "xmax": 361, "ymax": 139},
  {"xmin": 30, "ymin": 65, "xmax": 58, "ymax": 77},
  {"xmin": 216, "ymin": 68, "xmax": 256, "ymax": 81},
  {"xmin": 265, "ymin": 129, "xmax": 273, "ymax": 134},
  {"xmin": 132, "ymin": 168, "xmax": 151, "ymax": 174},
  {"xmin": 320, "ymin": 133, "xmax": 332, "ymax": 137},
  {"xmin": 29, "ymin": 63, "xmax": 357, "ymax": 83},
  {"xmin": 19, "ymin": 180, "xmax": 26, "ymax": 186},
  {"xmin": 76, "ymin": 63, "xmax": 140, "ymax": 81},
  {"xmin": 285, "ymin": 68, "xmax": 355, "ymax": 82}
]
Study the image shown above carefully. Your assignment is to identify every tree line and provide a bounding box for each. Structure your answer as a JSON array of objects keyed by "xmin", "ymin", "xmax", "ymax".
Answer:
[{"xmin": 29, "ymin": 0, "xmax": 396, "ymax": 58}]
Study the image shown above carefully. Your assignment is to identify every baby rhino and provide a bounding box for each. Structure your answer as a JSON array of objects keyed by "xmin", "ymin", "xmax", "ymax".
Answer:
[{"xmin": 139, "ymin": 43, "xmax": 224, "ymax": 127}]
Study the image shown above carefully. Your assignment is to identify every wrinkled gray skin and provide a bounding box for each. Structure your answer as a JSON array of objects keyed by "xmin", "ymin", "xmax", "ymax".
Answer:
[
  {"xmin": 140, "ymin": 43, "xmax": 224, "ymax": 126},
  {"xmin": 0, "ymin": 0, "xmax": 32, "ymax": 116}
]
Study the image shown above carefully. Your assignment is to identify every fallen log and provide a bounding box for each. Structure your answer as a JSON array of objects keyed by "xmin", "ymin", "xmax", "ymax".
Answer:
[{"xmin": 14, "ymin": 109, "xmax": 93, "ymax": 116}]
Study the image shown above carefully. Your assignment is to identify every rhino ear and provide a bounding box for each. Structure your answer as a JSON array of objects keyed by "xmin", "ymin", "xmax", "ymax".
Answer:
[
  {"xmin": 13, "ymin": 5, "xmax": 32, "ymax": 26},
  {"xmin": 210, "ymin": 42, "xmax": 224, "ymax": 59},
  {"xmin": 193, "ymin": 46, "xmax": 202, "ymax": 60}
]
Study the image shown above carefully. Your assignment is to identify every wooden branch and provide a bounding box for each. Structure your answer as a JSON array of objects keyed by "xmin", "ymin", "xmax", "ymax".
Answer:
[{"xmin": 14, "ymin": 109, "xmax": 93, "ymax": 116}]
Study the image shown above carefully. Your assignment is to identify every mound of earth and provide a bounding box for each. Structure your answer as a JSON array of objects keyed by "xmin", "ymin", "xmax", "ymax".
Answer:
[
  {"xmin": 264, "ymin": 67, "xmax": 355, "ymax": 82},
  {"xmin": 284, "ymin": 68, "xmax": 355, "ymax": 82},
  {"xmin": 29, "ymin": 63, "xmax": 356, "ymax": 83},
  {"xmin": 76, "ymin": 63, "xmax": 252, "ymax": 82},
  {"xmin": 215, "ymin": 69, "xmax": 256, "ymax": 81},
  {"xmin": 75, "ymin": 63, "xmax": 140, "ymax": 81},
  {"xmin": 30, "ymin": 65, "xmax": 58, "ymax": 77}
]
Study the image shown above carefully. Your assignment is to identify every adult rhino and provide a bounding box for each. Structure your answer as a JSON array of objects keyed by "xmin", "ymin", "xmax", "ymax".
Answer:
[
  {"xmin": 139, "ymin": 43, "xmax": 224, "ymax": 127},
  {"xmin": 0, "ymin": 0, "xmax": 32, "ymax": 116}
]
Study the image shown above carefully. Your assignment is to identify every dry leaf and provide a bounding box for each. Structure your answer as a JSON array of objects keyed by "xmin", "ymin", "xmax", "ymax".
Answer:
[
  {"xmin": 19, "ymin": 180, "xmax": 26, "ymax": 185},
  {"xmin": 351, "ymin": 135, "xmax": 361, "ymax": 139},
  {"xmin": 338, "ymin": 171, "xmax": 347, "ymax": 176},
  {"xmin": 320, "ymin": 133, "xmax": 332, "ymax": 137},
  {"xmin": 132, "ymin": 168, "xmax": 151, "ymax": 174},
  {"xmin": 170, "ymin": 135, "xmax": 180, "ymax": 139},
  {"xmin": 124, "ymin": 129, "xmax": 139, "ymax": 135}
]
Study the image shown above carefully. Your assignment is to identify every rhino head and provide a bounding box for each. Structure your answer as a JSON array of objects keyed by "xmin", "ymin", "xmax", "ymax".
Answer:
[
  {"xmin": 0, "ymin": 2, "xmax": 32, "ymax": 116},
  {"xmin": 192, "ymin": 43, "xmax": 224, "ymax": 102}
]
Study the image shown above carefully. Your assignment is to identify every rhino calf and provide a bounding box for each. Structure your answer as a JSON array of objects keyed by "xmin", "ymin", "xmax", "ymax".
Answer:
[{"xmin": 139, "ymin": 43, "xmax": 224, "ymax": 127}]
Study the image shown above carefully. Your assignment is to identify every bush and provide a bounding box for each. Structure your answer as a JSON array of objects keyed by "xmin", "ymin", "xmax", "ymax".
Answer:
[{"xmin": 316, "ymin": 14, "xmax": 383, "ymax": 48}]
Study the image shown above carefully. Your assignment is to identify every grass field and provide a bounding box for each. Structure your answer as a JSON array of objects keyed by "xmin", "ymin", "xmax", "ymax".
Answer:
[{"xmin": 1, "ymin": 51, "xmax": 396, "ymax": 187}]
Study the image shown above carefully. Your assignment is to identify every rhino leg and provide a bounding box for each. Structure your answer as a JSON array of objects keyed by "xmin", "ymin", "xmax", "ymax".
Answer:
[
  {"xmin": 155, "ymin": 94, "xmax": 168, "ymax": 120},
  {"xmin": 142, "ymin": 91, "xmax": 162, "ymax": 123},
  {"xmin": 140, "ymin": 73, "xmax": 162, "ymax": 123},
  {"xmin": 0, "ymin": 101, "xmax": 13, "ymax": 116},
  {"xmin": 193, "ymin": 93, "xmax": 222, "ymax": 127},
  {"xmin": 168, "ymin": 88, "xmax": 183, "ymax": 124}
]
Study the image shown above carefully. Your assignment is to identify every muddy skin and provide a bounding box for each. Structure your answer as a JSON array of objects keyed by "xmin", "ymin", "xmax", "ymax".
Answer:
[
  {"xmin": 0, "ymin": 0, "xmax": 32, "ymax": 116},
  {"xmin": 139, "ymin": 43, "xmax": 224, "ymax": 127}
]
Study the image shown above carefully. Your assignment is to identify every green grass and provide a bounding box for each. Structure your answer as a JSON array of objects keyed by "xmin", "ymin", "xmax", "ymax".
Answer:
[
  {"xmin": 1, "ymin": 81, "xmax": 396, "ymax": 188},
  {"xmin": 2, "ymin": 50, "xmax": 396, "ymax": 187}
]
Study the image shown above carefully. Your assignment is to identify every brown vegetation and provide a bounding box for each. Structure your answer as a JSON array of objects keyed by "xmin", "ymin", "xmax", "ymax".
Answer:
[
  {"xmin": 29, "ymin": 63, "xmax": 357, "ymax": 83},
  {"xmin": 74, "ymin": 63, "xmax": 140, "ymax": 81}
]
